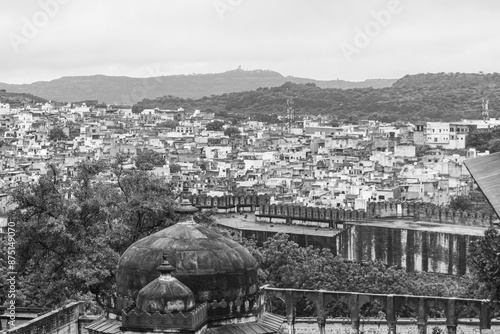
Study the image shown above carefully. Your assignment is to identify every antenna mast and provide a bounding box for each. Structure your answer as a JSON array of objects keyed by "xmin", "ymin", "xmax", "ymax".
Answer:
[
  {"xmin": 286, "ymin": 98, "xmax": 294, "ymax": 134},
  {"xmin": 482, "ymin": 98, "xmax": 489, "ymax": 122}
]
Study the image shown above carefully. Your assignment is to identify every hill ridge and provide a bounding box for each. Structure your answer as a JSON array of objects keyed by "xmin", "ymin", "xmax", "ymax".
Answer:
[
  {"xmin": 0, "ymin": 68, "xmax": 396, "ymax": 104},
  {"xmin": 133, "ymin": 73, "xmax": 500, "ymax": 123}
]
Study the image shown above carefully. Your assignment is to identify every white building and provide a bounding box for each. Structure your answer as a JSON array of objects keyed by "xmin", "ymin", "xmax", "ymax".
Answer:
[
  {"xmin": 426, "ymin": 122, "xmax": 450, "ymax": 147},
  {"xmin": 0, "ymin": 103, "xmax": 11, "ymax": 115}
]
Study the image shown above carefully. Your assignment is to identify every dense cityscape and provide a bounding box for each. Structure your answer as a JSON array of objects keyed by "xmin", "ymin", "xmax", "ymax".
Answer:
[
  {"xmin": 2, "ymin": 1, "xmax": 500, "ymax": 334},
  {"xmin": 0, "ymin": 96, "xmax": 499, "ymax": 212}
]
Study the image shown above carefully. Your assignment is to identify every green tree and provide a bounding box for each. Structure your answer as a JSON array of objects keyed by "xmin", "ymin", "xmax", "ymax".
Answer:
[
  {"xmin": 488, "ymin": 139, "xmax": 500, "ymax": 153},
  {"xmin": 134, "ymin": 150, "xmax": 165, "ymax": 170},
  {"xmin": 449, "ymin": 195, "xmax": 474, "ymax": 211},
  {"xmin": 466, "ymin": 126, "xmax": 500, "ymax": 152},
  {"xmin": 347, "ymin": 115, "xmax": 358, "ymax": 125},
  {"xmin": 206, "ymin": 120, "xmax": 225, "ymax": 131},
  {"xmin": 8, "ymin": 158, "xmax": 177, "ymax": 310},
  {"xmin": 224, "ymin": 126, "xmax": 240, "ymax": 137},
  {"xmin": 416, "ymin": 145, "xmax": 432, "ymax": 157},
  {"xmin": 156, "ymin": 120, "xmax": 177, "ymax": 129},
  {"xmin": 256, "ymin": 233, "xmax": 478, "ymax": 299},
  {"xmin": 49, "ymin": 127, "xmax": 68, "ymax": 141},
  {"xmin": 469, "ymin": 227, "xmax": 500, "ymax": 301},
  {"xmin": 169, "ymin": 163, "xmax": 181, "ymax": 174}
]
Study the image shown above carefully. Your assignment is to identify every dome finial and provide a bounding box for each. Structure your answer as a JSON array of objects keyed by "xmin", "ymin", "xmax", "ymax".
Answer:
[
  {"xmin": 136, "ymin": 252, "xmax": 196, "ymax": 313},
  {"xmin": 175, "ymin": 181, "xmax": 198, "ymax": 217},
  {"xmin": 156, "ymin": 253, "xmax": 175, "ymax": 278}
]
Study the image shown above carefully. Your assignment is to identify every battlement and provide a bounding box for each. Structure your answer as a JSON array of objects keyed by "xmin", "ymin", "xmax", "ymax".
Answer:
[
  {"xmin": 121, "ymin": 303, "xmax": 208, "ymax": 331},
  {"xmin": 191, "ymin": 195, "xmax": 270, "ymax": 213},
  {"xmin": 367, "ymin": 201, "xmax": 496, "ymax": 227},
  {"xmin": 191, "ymin": 194, "xmax": 495, "ymax": 228}
]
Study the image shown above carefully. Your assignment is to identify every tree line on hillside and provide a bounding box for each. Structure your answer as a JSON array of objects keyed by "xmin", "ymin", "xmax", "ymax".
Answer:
[{"xmin": 133, "ymin": 73, "xmax": 500, "ymax": 123}]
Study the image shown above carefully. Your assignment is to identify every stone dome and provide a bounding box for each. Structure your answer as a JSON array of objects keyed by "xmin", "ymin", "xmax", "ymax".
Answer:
[
  {"xmin": 136, "ymin": 254, "xmax": 196, "ymax": 313},
  {"xmin": 116, "ymin": 220, "xmax": 259, "ymax": 310}
]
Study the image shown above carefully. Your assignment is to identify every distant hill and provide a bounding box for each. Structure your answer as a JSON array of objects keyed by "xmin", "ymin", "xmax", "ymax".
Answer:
[
  {"xmin": 0, "ymin": 68, "xmax": 396, "ymax": 104},
  {"xmin": 133, "ymin": 73, "xmax": 500, "ymax": 122},
  {"xmin": 0, "ymin": 90, "xmax": 47, "ymax": 108}
]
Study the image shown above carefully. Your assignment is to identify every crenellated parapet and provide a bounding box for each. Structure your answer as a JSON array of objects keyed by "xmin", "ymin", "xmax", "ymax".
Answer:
[
  {"xmin": 193, "ymin": 194, "xmax": 494, "ymax": 227},
  {"xmin": 121, "ymin": 303, "xmax": 208, "ymax": 331},
  {"xmin": 366, "ymin": 201, "xmax": 494, "ymax": 227},
  {"xmin": 257, "ymin": 204, "xmax": 366, "ymax": 224},
  {"xmin": 191, "ymin": 194, "xmax": 270, "ymax": 211}
]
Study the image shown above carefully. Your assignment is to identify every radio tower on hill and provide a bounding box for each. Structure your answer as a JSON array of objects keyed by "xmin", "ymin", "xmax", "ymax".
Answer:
[
  {"xmin": 482, "ymin": 98, "xmax": 489, "ymax": 122},
  {"xmin": 286, "ymin": 98, "xmax": 294, "ymax": 134}
]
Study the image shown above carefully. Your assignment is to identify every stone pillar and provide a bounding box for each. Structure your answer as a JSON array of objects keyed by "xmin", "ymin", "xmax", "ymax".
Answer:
[
  {"xmin": 316, "ymin": 291, "xmax": 326, "ymax": 334},
  {"xmin": 417, "ymin": 297, "xmax": 427, "ymax": 334},
  {"xmin": 349, "ymin": 294, "xmax": 360, "ymax": 334},
  {"xmin": 386, "ymin": 295, "xmax": 396, "ymax": 334},
  {"xmin": 285, "ymin": 290, "xmax": 295, "ymax": 334},
  {"xmin": 480, "ymin": 300, "xmax": 491, "ymax": 333},
  {"xmin": 445, "ymin": 298, "xmax": 457, "ymax": 334}
]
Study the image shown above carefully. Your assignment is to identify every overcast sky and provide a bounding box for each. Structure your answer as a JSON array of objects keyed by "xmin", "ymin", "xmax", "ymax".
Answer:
[{"xmin": 1, "ymin": 0, "xmax": 499, "ymax": 84}]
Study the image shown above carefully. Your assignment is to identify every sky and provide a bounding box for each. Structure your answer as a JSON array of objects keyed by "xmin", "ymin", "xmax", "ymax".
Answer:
[{"xmin": 1, "ymin": 0, "xmax": 500, "ymax": 84}]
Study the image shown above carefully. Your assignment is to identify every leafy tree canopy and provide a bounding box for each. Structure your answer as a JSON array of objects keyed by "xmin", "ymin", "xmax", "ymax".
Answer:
[
  {"xmin": 224, "ymin": 126, "xmax": 240, "ymax": 137},
  {"xmin": 449, "ymin": 195, "xmax": 474, "ymax": 211},
  {"xmin": 134, "ymin": 150, "xmax": 165, "ymax": 170},
  {"xmin": 466, "ymin": 126, "xmax": 500, "ymax": 153},
  {"xmin": 206, "ymin": 120, "xmax": 225, "ymax": 131},
  {"xmin": 252, "ymin": 233, "xmax": 474, "ymax": 297},
  {"xmin": 5, "ymin": 157, "xmax": 177, "ymax": 310},
  {"xmin": 169, "ymin": 163, "xmax": 181, "ymax": 174},
  {"xmin": 49, "ymin": 127, "xmax": 68, "ymax": 141},
  {"xmin": 469, "ymin": 227, "xmax": 500, "ymax": 302},
  {"xmin": 156, "ymin": 120, "xmax": 177, "ymax": 128}
]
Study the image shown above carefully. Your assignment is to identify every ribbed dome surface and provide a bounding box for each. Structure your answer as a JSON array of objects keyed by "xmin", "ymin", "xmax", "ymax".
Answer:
[
  {"xmin": 136, "ymin": 276, "xmax": 196, "ymax": 313},
  {"xmin": 116, "ymin": 221, "xmax": 258, "ymax": 309},
  {"xmin": 136, "ymin": 255, "xmax": 196, "ymax": 313}
]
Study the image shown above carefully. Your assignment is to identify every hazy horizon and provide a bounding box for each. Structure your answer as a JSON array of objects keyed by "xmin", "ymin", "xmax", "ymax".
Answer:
[
  {"xmin": 1, "ymin": 67, "xmax": 403, "ymax": 85},
  {"xmin": 2, "ymin": 0, "xmax": 500, "ymax": 84}
]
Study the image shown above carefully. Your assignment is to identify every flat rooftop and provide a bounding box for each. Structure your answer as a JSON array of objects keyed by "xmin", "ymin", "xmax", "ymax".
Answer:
[
  {"xmin": 214, "ymin": 214, "xmax": 486, "ymax": 237},
  {"xmin": 349, "ymin": 219, "xmax": 486, "ymax": 236},
  {"xmin": 215, "ymin": 213, "xmax": 342, "ymax": 237}
]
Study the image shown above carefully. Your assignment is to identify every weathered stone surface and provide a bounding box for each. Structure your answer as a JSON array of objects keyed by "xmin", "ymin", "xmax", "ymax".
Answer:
[{"xmin": 116, "ymin": 221, "xmax": 258, "ymax": 310}]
